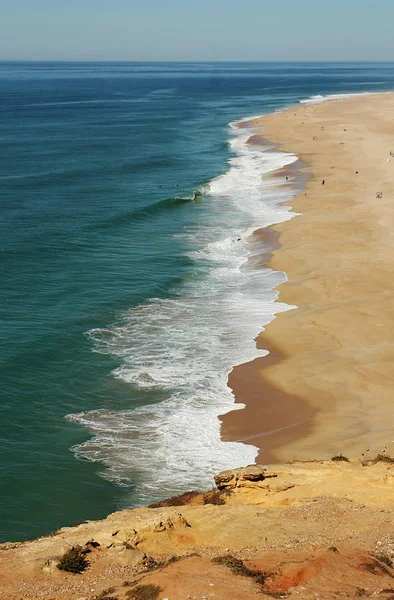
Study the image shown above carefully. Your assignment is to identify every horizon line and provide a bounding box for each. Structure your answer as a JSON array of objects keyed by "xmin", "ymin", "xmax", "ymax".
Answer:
[{"xmin": 1, "ymin": 59, "xmax": 394, "ymax": 64}]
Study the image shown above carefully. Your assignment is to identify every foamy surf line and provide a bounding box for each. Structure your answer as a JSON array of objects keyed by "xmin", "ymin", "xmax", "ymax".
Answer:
[
  {"xmin": 230, "ymin": 93, "xmax": 378, "ymax": 127},
  {"xmin": 67, "ymin": 117, "xmax": 303, "ymax": 505},
  {"xmin": 299, "ymin": 91, "xmax": 390, "ymax": 105}
]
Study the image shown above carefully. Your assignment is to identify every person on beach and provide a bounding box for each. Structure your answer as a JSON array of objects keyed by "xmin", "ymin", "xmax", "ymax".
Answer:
[{"xmin": 321, "ymin": 180, "xmax": 325, "ymax": 185}]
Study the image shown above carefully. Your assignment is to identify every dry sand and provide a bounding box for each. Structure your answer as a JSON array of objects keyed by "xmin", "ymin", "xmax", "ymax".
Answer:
[{"xmin": 221, "ymin": 92, "xmax": 394, "ymax": 462}]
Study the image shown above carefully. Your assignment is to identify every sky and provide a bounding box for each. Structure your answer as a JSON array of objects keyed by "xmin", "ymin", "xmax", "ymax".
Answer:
[{"xmin": 1, "ymin": 0, "xmax": 393, "ymax": 62}]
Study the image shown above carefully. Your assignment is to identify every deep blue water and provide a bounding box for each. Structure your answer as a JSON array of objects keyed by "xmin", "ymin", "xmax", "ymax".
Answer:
[{"xmin": 2, "ymin": 62, "xmax": 394, "ymax": 543}]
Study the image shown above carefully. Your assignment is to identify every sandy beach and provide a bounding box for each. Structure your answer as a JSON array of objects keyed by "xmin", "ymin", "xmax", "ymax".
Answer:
[{"xmin": 221, "ymin": 92, "xmax": 394, "ymax": 462}]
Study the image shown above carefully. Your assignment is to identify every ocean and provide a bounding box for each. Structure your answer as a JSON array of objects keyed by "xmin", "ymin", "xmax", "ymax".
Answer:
[{"xmin": 2, "ymin": 62, "xmax": 394, "ymax": 543}]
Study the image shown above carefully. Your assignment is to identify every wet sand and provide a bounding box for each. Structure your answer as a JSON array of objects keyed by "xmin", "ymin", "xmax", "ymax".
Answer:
[{"xmin": 221, "ymin": 92, "xmax": 394, "ymax": 462}]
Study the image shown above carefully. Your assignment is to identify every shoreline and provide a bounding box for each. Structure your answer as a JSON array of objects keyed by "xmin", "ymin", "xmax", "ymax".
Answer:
[
  {"xmin": 221, "ymin": 91, "xmax": 394, "ymax": 462},
  {"xmin": 220, "ymin": 158, "xmax": 315, "ymax": 463}
]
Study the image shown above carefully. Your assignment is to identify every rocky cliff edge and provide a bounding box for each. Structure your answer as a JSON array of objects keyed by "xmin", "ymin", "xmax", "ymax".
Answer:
[{"xmin": 2, "ymin": 460, "xmax": 394, "ymax": 600}]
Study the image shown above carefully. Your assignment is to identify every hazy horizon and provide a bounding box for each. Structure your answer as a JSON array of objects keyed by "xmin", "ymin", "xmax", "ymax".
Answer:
[
  {"xmin": 1, "ymin": 60, "xmax": 394, "ymax": 63},
  {"xmin": 1, "ymin": 0, "xmax": 393, "ymax": 62}
]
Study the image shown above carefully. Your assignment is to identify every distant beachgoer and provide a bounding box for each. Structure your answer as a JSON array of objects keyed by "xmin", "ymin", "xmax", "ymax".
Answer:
[
  {"xmin": 321, "ymin": 180, "xmax": 325, "ymax": 185},
  {"xmin": 356, "ymin": 171, "xmax": 358, "ymax": 174},
  {"xmin": 376, "ymin": 192, "xmax": 383, "ymax": 198},
  {"xmin": 286, "ymin": 176, "xmax": 288, "ymax": 181},
  {"xmin": 313, "ymin": 136, "xmax": 317, "ymax": 140}
]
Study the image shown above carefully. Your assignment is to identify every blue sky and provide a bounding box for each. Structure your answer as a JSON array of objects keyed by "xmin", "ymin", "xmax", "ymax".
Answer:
[{"xmin": 1, "ymin": 0, "xmax": 393, "ymax": 61}]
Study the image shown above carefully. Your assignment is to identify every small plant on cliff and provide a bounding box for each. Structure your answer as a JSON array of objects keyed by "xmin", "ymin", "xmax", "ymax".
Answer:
[
  {"xmin": 331, "ymin": 454, "xmax": 349, "ymax": 462},
  {"xmin": 125, "ymin": 584, "xmax": 162, "ymax": 600},
  {"xmin": 203, "ymin": 489, "xmax": 226, "ymax": 505},
  {"xmin": 148, "ymin": 490, "xmax": 201, "ymax": 508},
  {"xmin": 56, "ymin": 545, "xmax": 90, "ymax": 574},
  {"xmin": 142, "ymin": 556, "xmax": 164, "ymax": 572},
  {"xmin": 374, "ymin": 553, "xmax": 394, "ymax": 568},
  {"xmin": 95, "ymin": 588, "xmax": 118, "ymax": 600},
  {"xmin": 361, "ymin": 558, "xmax": 394, "ymax": 578},
  {"xmin": 373, "ymin": 453, "xmax": 394, "ymax": 464},
  {"xmin": 213, "ymin": 555, "xmax": 267, "ymax": 585}
]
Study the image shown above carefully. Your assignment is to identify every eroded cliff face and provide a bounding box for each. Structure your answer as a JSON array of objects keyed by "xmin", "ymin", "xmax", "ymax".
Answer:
[{"xmin": 2, "ymin": 460, "xmax": 394, "ymax": 600}]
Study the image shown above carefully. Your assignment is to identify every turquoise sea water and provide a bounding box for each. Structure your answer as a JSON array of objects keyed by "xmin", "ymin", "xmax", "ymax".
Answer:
[{"xmin": 2, "ymin": 62, "xmax": 394, "ymax": 543}]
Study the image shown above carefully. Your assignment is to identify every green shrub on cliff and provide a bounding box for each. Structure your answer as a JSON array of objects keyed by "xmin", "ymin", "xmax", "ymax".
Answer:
[
  {"xmin": 331, "ymin": 454, "xmax": 349, "ymax": 462},
  {"xmin": 57, "ymin": 545, "xmax": 90, "ymax": 574},
  {"xmin": 125, "ymin": 585, "xmax": 162, "ymax": 600},
  {"xmin": 213, "ymin": 555, "xmax": 266, "ymax": 585}
]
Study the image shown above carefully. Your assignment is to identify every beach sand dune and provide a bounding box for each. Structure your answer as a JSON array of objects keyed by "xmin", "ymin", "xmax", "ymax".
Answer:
[{"xmin": 221, "ymin": 93, "xmax": 394, "ymax": 462}]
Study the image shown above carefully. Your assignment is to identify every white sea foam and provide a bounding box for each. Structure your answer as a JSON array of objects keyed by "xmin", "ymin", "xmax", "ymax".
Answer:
[
  {"xmin": 299, "ymin": 92, "xmax": 376, "ymax": 104},
  {"xmin": 67, "ymin": 121, "xmax": 302, "ymax": 504},
  {"xmin": 229, "ymin": 114, "xmax": 264, "ymax": 127}
]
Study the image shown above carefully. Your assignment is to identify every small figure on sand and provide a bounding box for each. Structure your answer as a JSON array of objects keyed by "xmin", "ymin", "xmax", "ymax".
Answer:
[
  {"xmin": 376, "ymin": 191, "xmax": 383, "ymax": 198},
  {"xmin": 390, "ymin": 151, "xmax": 394, "ymax": 157},
  {"xmin": 321, "ymin": 180, "xmax": 325, "ymax": 185},
  {"xmin": 313, "ymin": 136, "xmax": 317, "ymax": 140},
  {"xmin": 285, "ymin": 176, "xmax": 288, "ymax": 181}
]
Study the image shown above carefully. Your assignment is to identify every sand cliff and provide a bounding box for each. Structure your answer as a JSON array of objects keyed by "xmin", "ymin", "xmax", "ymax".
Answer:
[{"xmin": 2, "ymin": 459, "xmax": 394, "ymax": 599}]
